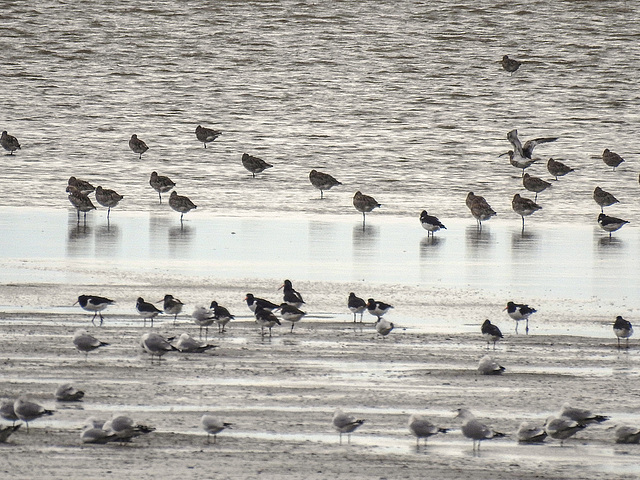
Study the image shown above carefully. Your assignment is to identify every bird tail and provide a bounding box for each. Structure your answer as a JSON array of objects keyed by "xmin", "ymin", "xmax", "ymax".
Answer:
[
  {"xmin": 492, "ymin": 431, "xmax": 507, "ymax": 438},
  {"xmin": 44, "ymin": 409, "xmax": 55, "ymax": 416},
  {"xmin": 437, "ymin": 428, "xmax": 449, "ymax": 434}
]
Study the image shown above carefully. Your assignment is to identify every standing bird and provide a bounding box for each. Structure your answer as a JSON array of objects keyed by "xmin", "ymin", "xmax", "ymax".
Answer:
[
  {"xmin": 245, "ymin": 293, "xmax": 279, "ymax": 313},
  {"xmin": 502, "ymin": 129, "xmax": 558, "ymax": 176},
  {"xmin": 544, "ymin": 416, "xmax": 586, "ymax": 446},
  {"xmin": 348, "ymin": 292, "xmax": 367, "ymax": 322},
  {"xmin": 136, "ymin": 297, "xmax": 163, "ymax": 327},
  {"xmin": 512, "ymin": 194, "xmax": 541, "ymax": 230},
  {"xmin": 201, "ymin": 414, "xmax": 232, "ymax": 444},
  {"xmin": 95, "ymin": 186, "xmax": 123, "ymax": 220},
  {"xmin": 140, "ymin": 332, "xmax": 178, "ymax": 363},
  {"xmin": 466, "ymin": 192, "xmax": 496, "ymax": 229},
  {"xmin": 192, "ymin": 306, "xmax": 215, "ymax": 340},
  {"xmin": 254, "ymin": 306, "xmax": 281, "ymax": 337},
  {"xmin": 420, "ymin": 210, "xmax": 446, "ymax": 237},
  {"xmin": 242, "ymin": 153, "xmax": 273, "ymax": 178},
  {"xmin": 68, "ymin": 176, "xmax": 95, "ymax": 195},
  {"xmin": 597, "ymin": 213, "xmax": 629, "ymax": 237},
  {"xmin": 210, "ymin": 301, "xmax": 234, "ymax": 333},
  {"xmin": 1, "ymin": 400, "xmax": 19, "ymax": 426},
  {"xmin": 280, "ymin": 279, "xmax": 305, "ymax": 307},
  {"xmin": 195, "ymin": 125, "xmax": 222, "ymax": 148},
  {"xmin": 481, "ymin": 320, "xmax": 503, "ymax": 350},
  {"xmin": 613, "ymin": 315, "xmax": 633, "ymax": 349},
  {"xmin": 55, "ymin": 383, "xmax": 85, "ymax": 402},
  {"xmin": 129, "ymin": 134, "xmax": 148, "ymax": 159},
  {"xmin": 332, "ymin": 409, "xmax": 365, "ymax": 445},
  {"xmin": 309, "ymin": 169, "xmax": 342, "ymax": 199},
  {"xmin": 149, "ymin": 171, "xmax": 175, "ymax": 204},
  {"xmin": 174, "ymin": 333, "xmax": 217, "ymax": 353},
  {"xmin": 73, "ymin": 329, "xmax": 109, "ymax": 360},
  {"xmin": 353, "ymin": 191, "xmax": 381, "ymax": 226},
  {"xmin": 408, "ymin": 414, "xmax": 448, "ymax": 446},
  {"xmin": 602, "ymin": 148, "xmax": 624, "ymax": 171},
  {"xmin": 161, "ymin": 294, "xmax": 184, "ymax": 325},
  {"xmin": 547, "ymin": 158, "xmax": 574, "ymax": 180},
  {"xmin": 66, "ymin": 185, "xmax": 96, "ymax": 224},
  {"xmin": 500, "ymin": 55, "xmax": 521, "ymax": 74},
  {"xmin": 455, "ymin": 408, "xmax": 505, "ymax": 451},
  {"xmin": 168, "ymin": 191, "xmax": 197, "ymax": 223},
  {"xmin": 375, "ymin": 317, "xmax": 394, "ymax": 338},
  {"xmin": 522, "ymin": 173, "xmax": 551, "ymax": 202},
  {"xmin": 74, "ymin": 294, "xmax": 114, "ymax": 326},
  {"xmin": 516, "ymin": 422, "xmax": 548, "ymax": 443},
  {"xmin": 1, "ymin": 130, "xmax": 21, "ymax": 154},
  {"xmin": 478, "ymin": 355, "xmax": 505, "ymax": 375},
  {"xmin": 279, "ymin": 303, "xmax": 306, "ymax": 333},
  {"xmin": 13, "ymin": 397, "xmax": 54, "ymax": 433},
  {"xmin": 504, "ymin": 301, "xmax": 536, "ymax": 334},
  {"xmin": 366, "ymin": 298, "xmax": 393, "ymax": 319},
  {"xmin": 593, "ymin": 186, "xmax": 619, "ymax": 212}
]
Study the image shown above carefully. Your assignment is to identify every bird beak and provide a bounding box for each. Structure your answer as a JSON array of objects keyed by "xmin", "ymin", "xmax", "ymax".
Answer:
[
  {"xmin": 278, "ymin": 284, "xmax": 284, "ymax": 291},
  {"xmin": 72, "ymin": 300, "xmax": 78, "ymax": 306},
  {"xmin": 502, "ymin": 307, "xmax": 508, "ymax": 311},
  {"xmin": 498, "ymin": 151, "xmax": 508, "ymax": 157}
]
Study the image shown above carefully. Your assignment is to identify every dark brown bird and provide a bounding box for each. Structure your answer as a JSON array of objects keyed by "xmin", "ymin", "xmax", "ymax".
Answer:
[
  {"xmin": 523, "ymin": 173, "xmax": 551, "ymax": 202},
  {"xmin": 129, "ymin": 134, "xmax": 149, "ymax": 159},
  {"xmin": 168, "ymin": 191, "xmax": 197, "ymax": 222},
  {"xmin": 466, "ymin": 192, "xmax": 496, "ymax": 229},
  {"xmin": 149, "ymin": 171, "xmax": 175, "ymax": 204},
  {"xmin": 547, "ymin": 158, "xmax": 574, "ymax": 180},
  {"xmin": 195, "ymin": 125, "xmax": 222, "ymax": 148},
  {"xmin": 593, "ymin": 186, "xmax": 619, "ymax": 213},
  {"xmin": 500, "ymin": 55, "xmax": 521, "ymax": 74},
  {"xmin": 242, "ymin": 153, "xmax": 273, "ymax": 178},
  {"xmin": 95, "ymin": 186, "xmax": 123, "ymax": 220},
  {"xmin": 309, "ymin": 169, "xmax": 342, "ymax": 199},
  {"xmin": 602, "ymin": 149, "xmax": 624, "ymax": 171},
  {"xmin": 512, "ymin": 194, "xmax": 541, "ymax": 230}
]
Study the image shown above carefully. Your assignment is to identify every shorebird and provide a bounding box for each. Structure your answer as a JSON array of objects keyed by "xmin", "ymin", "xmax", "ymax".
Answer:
[
  {"xmin": 192, "ymin": 306, "xmax": 215, "ymax": 339},
  {"xmin": 161, "ymin": 294, "xmax": 184, "ymax": 325},
  {"xmin": 502, "ymin": 129, "xmax": 558, "ymax": 176},
  {"xmin": 512, "ymin": 193, "xmax": 541, "ymax": 230},
  {"xmin": 544, "ymin": 416, "xmax": 586, "ymax": 446},
  {"xmin": 353, "ymin": 191, "xmax": 381, "ymax": 226},
  {"xmin": 309, "ymin": 169, "xmax": 342, "ymax": 199},
  {"xmin": 615, "ymin": 426, "xmax": 640, "ymax": 444},
  {"xmin": 68, "ymin": 176, "xmax": 95, "ymax": 195},
  {"xmin": 504, "ymin": 301, "xmax": 536, "ymax": 334},
  {"xmin": 366, "ymin": 298, "xmax": 393, "ymax": 319},
  {"xmin": 81, "ymin": 424, "xmax": 119, "ymax": 444},
  {"xmin": 598, "ymin": 213, "xmax": 629, "ymax": 237},
  {"xmin": 348, "ymin": 292, "xmax": 367, "ymax": 322},
  {"xmin": 149, "ymin": 171, "xmax": 175, "ymax": 204},
  {"xmin": 1, "ymin": 130, "xmax": 20, "ymax": 154},
  {"xmin": 14, "ymin": 396, "xmax": 54, "ymax": 432},
  {"xmin": 95, "ymin": 186, "xmax": 123, "ymax": 220},
  {"xmin": 174, "ymin": 332, "xmax": 217, "ymax": 353},
  {"xmin": 245, "ymin": 293, "xmax": 279, "ymax": 313},
  {"xmin": 73, "ymin": 329, "xmax": 109, "ymax": 360},
  {"xmin": 141, "ymin": 332, "xmax": 178, "ymax": 363},
  {"xmin": 168, "ymin": 191, "xmax": 197, "ymax": 223},
  {"xmin": 136, "ymin": 297, "xmax": 163, "ymax": 327},
  {"xmin": 466, "ymin": 192, "xmax": 496, "ymax": 229},
  {"xmin": 559, "ymin": 402, "xmax": 609, "ymax": 425},
  {"xmin": 420, "ymin": 210, "xmax": 446, "ymax": 236},
  {"xmin": 481, "ymin": 319, "xmax": 503, "ymax": 349},
  {"xmin": 547, "ymin": 158, "xmax": 574, "ymax": 180},
  {"xmin": 254, "ymin": 305, "xmax": 281, "ymax": 337},
  {"xmin": 522, "ymin": 173, "xmax": 551, "ymax": 202},
  {"xmin": 602, "ymin": 148, "xmax": 624, "ymax": 171},
  {"xmin": 455, "ymin": 408, "xmax": 505, "ymax": 452},
  {"xmin": 500, "ymin": 55, "xmax": 521, "ymax": 74},
  {"xmin": 279, "ymin": 303, "xmax": 306, "ymax": 332},
  {"xmin": 74, "ymin": 294, "xmax": 114, "ymax": 326},
  {"xmin": 516, "ymin": 422, "xmax": 548, "ymax": 443},
  {"xmin": 0, "ymin": 425, "xmax": 20, "ymax": 443},
  {"xmin": 103, "ymin": 414, "xmax": 155, "ymax": 442},
  {"xmin": 333, "ymin": 409, "xmax": 365, "ymax": 445},
  {"xmin": 593, "ymin": 186, "xmax": 619, "ymax": 213},
  {"xmin": 66, "ymin": 185, "xmax": 96, "ymax": 223},
  {"xmin": 201, "ymin": 414, "xmax": 232, "ymax": 444},
  {"xmin": 129, "ymin": 134, "xmax": 148, "ymax": 159},
  {"xmin": 478, "ymin": 355, "xmax": 505, "ymax": 374},
  {"xmin": 195, "ymin": 125, "xmax": 222, "ymax": 148},
  {"xmin": 375, "ymin": 317, "xmax": 394, "ymax": 338},
  {"xmin": 613, "ymin": 315, "xmax": 633, "ymax": 349},
  {"xmin": 55, "ymin": 383, "xmax": 84, "ymax": 402},
  {"xmin": 242, "ymin": 153, "xmax": 273, "ymax": 178},
  {"xmin": 408, "ymin": 414, "xmax": 448, "ymax": 446},
  {"xmin": 280, "ymin": 279, "xmax": 305, "ymax": 308},
  {"xmin": 1, "ymin": 400, "xmax": 19, "ymax": 426},
  {"xmin": 210, "ymin": 301, "xmax": 234, "ymax": 333}
]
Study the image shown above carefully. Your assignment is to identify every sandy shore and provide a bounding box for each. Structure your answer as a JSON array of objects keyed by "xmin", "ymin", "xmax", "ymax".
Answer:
[{"xmin": 1, "ymin": 299, "xmax": 639, "ymax": 479}]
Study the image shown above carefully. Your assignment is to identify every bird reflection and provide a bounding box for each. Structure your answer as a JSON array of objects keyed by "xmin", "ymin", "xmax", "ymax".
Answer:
[
  {"xmin": 420, "ymin": 235, "xmax": 443, "ymax": 256},
  {"xmin": 465, "ymin": 224, "xmax": 493, "ymax": 250},
  {"xmin": 511, "ymin": 228, "xmax": 538, "ymax": 250},
  {"xmin": 168, "ymin": 225, "xmax": 194, "ymax": 257},
  {"xmin": 68, "ymin": 223, "xmax": 91, "ymax": 242},
  {"xmin": 597, "ymin": 235, "xmax": 623, "ymax": 249},
  {"xmin": 95, "ymin": 224, "xmax": 120, "ymax": 257},
  {"xmin": 352, "ymin": 222, "xmax": 379, "ymax": 256}
]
